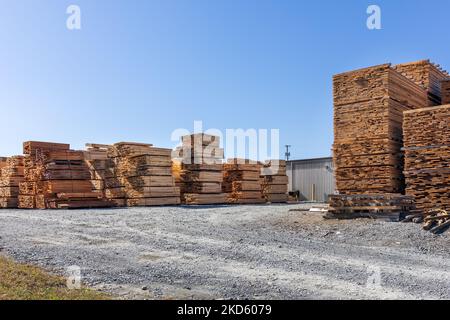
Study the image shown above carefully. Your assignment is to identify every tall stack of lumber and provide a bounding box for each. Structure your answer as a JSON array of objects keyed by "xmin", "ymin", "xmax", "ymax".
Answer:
[
  {"xmin": 222, "ymin": 159, "xmax": 265, "ymax": 204},
  {"xmin": 441, "ymin": 80, "xmax": 450, "ymax": 105},
  {"xmin": 403, "ymin": 105, "xmax": 450, "ymax": 213},
  {"xmin": 260, "ymin": 160, "xmax": 288, "ymax": 203},
  {"xmin": 105, "ymin": 142, "xmax": 180, "ymax": 207},
  {"xmin": 18, "ymin": 141, "xmax": 112, "ymax": 209},
  {"xmin": 333, "ymin": 63, "xmax": 428, "ymax": 195},
  {"xmin": 172, "ymin": 134, "xmax": 226, "ymax": 205},
  {"xmin": 393, "ymin": 60, "xmax": 450, "ymax": 106},
  {"xmin": 84, "ymin": 144, "xmax": 112, "ymax": 197},
  {"xmin": 0, "ymin": 156, "xmax": 24, "ymax": 208}
]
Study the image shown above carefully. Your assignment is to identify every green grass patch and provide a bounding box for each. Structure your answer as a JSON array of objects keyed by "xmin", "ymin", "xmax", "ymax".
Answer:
[{"xmin": 0, "ymin": 255, "xmax": 109, "ymax": 300}]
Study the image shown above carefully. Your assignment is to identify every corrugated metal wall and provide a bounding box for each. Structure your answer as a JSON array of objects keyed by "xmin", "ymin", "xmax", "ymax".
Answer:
[{"xmin": 287, "ymin": 158, "xmax": 335, "ymax": 202}]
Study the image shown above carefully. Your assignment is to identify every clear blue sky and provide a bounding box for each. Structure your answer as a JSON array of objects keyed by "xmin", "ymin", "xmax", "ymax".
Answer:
[{"xmin": 1, "ymin": 0, "xmax": 449, "ymax": 159}]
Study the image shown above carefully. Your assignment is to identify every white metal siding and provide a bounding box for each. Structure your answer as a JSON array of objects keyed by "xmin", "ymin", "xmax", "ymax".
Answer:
[{"xmin": 287, "ymin": 158, "xmax": 335, "ymax": 202}]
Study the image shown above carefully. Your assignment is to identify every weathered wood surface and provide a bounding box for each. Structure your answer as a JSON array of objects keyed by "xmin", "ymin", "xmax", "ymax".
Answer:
[
  {"xmin": 403, "ymin": 105, "xmax": 450, "ymax": 212},
  {"xmin": 333, "ymin": 63, "xmax": 429, "ymax": 194}
]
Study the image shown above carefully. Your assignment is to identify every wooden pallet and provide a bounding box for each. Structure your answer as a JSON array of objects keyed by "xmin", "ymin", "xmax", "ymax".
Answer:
[{"xmin": 326, "ymin": 194, "xmax": 415, "ymax": 221}]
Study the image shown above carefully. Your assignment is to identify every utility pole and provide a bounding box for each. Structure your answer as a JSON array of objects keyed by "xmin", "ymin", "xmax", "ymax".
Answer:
[{"xmin": 285, "ymin": 145, "xmax": 291, "ymax": 161}]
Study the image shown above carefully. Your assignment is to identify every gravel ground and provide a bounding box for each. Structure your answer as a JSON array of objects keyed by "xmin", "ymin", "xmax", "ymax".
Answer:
[{"xmin": 1, "ymin": 204, "xmax": 450, "ymax": 300}]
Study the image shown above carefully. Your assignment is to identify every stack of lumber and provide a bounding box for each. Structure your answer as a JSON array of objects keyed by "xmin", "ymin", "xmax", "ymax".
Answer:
[
  {"xmin": 403, "ymin": 105, "xmax": 450, "ymax": 213},
  {"xmin": 222, "ymin": 159, "xmax": 265, "ymax": 204},
  {"xmin": 260, "ymin": 160, "xmax": 288, "ymax": 203},
  {"xmin": 326, "ymin": 194, "xmax": 415, "ymax": 221},
  {"xmin": 105, "ymin": 142, "xmax": 180, "ymax": 207},
  {"xmin": 18, "ymin": 141, "xmax": 112, "ymax": 209},
  {"xmin": 172, "ymin": 134, "xmax": 226, "ymax": 205},
  {"xmin": 0, "ymin": 156, "xmax": 24, "ymax": 208},
  {"xmin": 84, "ymin": 144, "xmax": 112, "ymax": 197},
  {"xmin": 333, "ymin": 63, "xmax": 428, "ymax": 195},
  {"xmin": 0, "ymin": 157, "xmax": 7, "ymax": 169},
  {"xmin": 442, "ymin": 80, "xmax": 450, "ymax": 105},
  {"xmin": 393, "ymin": 60, "xmax": 449, "ymax": 106}
]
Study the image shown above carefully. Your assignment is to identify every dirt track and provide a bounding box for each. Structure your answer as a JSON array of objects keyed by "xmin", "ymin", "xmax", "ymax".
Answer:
[{"xmin": 1, "ymin": 204, "xmax": 450, "ymax": 300}]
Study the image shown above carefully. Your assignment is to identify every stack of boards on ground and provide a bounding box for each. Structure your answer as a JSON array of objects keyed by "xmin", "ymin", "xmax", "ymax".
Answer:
[
  {"xmin": 333, "ymin": 63, "xmax": 428, "ymax": 195},
  {"xmin": 18, "ymin": 141, "xmax": 112, "ymax": 209},
  {"xmin": 260, "ymin": 160, "xmax": 288, "ymax": 203},
  {"xmin": 104, "ymin": 142, "xmax": 180, "ymax": 207},
  {"xmin": 223, "ymin": 159, "xmax": 265, "ymax": 204},
  {"xmin": 84, "ymin": 143, "xmax": 111, "ymax": 197},
  {"xmin": 326, "ymin": 194, "xmax": 415, "ymax": 221},
  {"xmin": 403, "ymin": 105, "xmax": 450, "ymax": 213},
  {"xmin": 393, "ymin": 60, "xmax": 450, "ymax": 106},
  {"xmin": 172, "ymin": 134, "xmax": 226, "ymax": 205},
  {"xmin": 0, "ymin": 156, "xmax": 24, "ymax": 208}
]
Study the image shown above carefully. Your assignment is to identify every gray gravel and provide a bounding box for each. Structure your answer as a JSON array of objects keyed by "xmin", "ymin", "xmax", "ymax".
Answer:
[{"xmin": 1, "ymin": 204, "xmax": 450, "ymax": 300}]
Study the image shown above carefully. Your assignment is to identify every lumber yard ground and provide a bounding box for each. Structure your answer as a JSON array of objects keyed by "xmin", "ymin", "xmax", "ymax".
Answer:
[{"xmin": 1, "ymin": 204, "xmax": 450, "ymax": 300}]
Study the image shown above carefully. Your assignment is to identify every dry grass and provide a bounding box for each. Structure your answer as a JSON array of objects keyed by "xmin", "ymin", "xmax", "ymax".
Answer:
[{"xmin": 0, "ymin": 255, "xmax": 109, "ymax": 300}]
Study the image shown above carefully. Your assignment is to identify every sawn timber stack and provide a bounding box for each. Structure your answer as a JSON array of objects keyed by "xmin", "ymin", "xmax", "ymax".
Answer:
[
  {"xmin": 223, "ymin": 159, "xmax": 265, "ymax": 204},
  {"xmin": 393, "ymin": 60, "xmax": 450, "ymax": 106},
  {"xmin": 84, "ymin": 144, "xmax": 112, "ymax": 197},
  {"xmin": 403, "ymin": 105, "xmax": 450, "ymax": 213},
  {"xmin": 0, "ymin": 156, "xmax": 24, "ymax": 208},
  {"xmin": 333, "ymin": 63, "xmax": 428, "ymax": 194},
  {"xmin": 172, "ymin": 134, "xmax": 226, "ymax": 205},
  {"xmin": 105, "ymin": 142, "xmax": 180, "ymax": 207},
  {"xmin": 18, "ymin": 141, "xmax": 113, "ymax": 209},
  {"xmin": 260, "ymin": 160, "xmax": 288, "ymax": 203}
]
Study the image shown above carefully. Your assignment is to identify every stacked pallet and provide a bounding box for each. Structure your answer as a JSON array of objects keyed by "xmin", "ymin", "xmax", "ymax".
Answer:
[
  {"xmin": 18, "ymin": 141, "xmax": 112, "ymax": 209},
  {"xmin": 172, "ymin": 134, "xmax": 226, "ymax": 205},
  {"xmin": 403, "ymin": 105, "xmax": 450, "ymax": 213},
  {"xmin": 326, "ymin": 194, "xmax": 415, "ymax": 221},
  {"xmin": 105, "ymin": 142, "xmax": 180, "ymax": 207},
  {"xmin": 442, "ymin": 80, "xmax": 450, "ymax": 105},
  {"xmin": 0, "ymin": 156, "xmax": 24, "ymax": 208},
  {"xmin": 260, "ymin": 160, "xmax": 288, "ymax": 203},
  {"xmin": 393, "ymin": 60, "xmax": 449, "ymax": 106},
  {"xmin": 222, "ymin": 159, "xmax": 265, "ymax": 204},
  {"xmin": 333, "ymin": 63, "xmax": 428, "ymax": 194}
]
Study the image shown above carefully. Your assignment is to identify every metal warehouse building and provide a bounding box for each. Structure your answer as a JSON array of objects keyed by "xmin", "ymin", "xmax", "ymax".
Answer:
[{"xmin": 287, "ymin": 157, "xmax": 335, "ymax": 202}]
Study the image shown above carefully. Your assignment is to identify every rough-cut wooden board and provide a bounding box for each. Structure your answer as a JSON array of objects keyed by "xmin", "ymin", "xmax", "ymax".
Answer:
[
  {"xmin": 126, "ymin": 197, "xmax": 180, "ymax": 206},
  {"xmin": 182, "ymin": 193, "xmax": 226, "ymax": 205},
  {"xmin": 23, "ymin": 141, "xmax": 70, "ymax": 155}
]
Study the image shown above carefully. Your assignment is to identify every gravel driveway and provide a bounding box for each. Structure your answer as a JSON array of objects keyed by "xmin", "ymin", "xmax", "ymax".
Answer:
[{"xmin": 1, "ymin": 204, "xmax": 450, "ymax": 300}]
